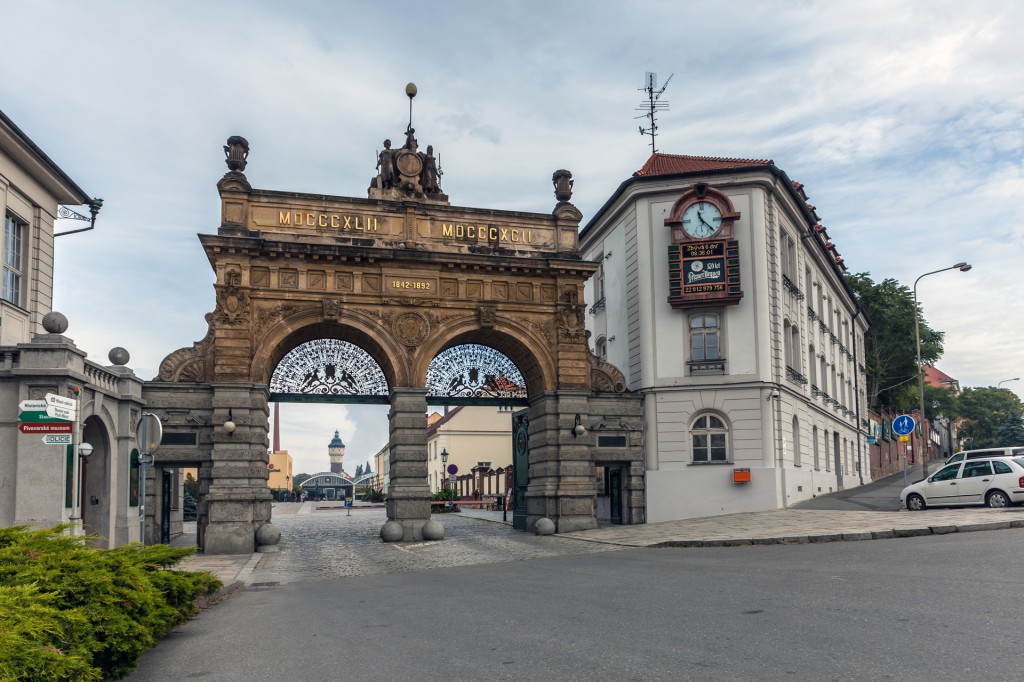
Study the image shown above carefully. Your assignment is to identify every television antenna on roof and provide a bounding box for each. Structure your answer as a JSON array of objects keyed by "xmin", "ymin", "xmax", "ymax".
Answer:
[{"xmin": 636, "ymin": 72, "xmax": 673, "ymax": 154}]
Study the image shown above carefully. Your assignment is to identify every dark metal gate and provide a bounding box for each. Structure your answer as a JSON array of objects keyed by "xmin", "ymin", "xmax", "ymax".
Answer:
[{"xmin": 512, "ymin": 408, "xmax": 529, "ymax": 530}]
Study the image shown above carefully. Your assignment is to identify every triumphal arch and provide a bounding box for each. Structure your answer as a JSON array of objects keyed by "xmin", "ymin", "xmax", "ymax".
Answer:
[{"xmin": 143, "ymin": 117, "xmax": 642, "ymax": 554}]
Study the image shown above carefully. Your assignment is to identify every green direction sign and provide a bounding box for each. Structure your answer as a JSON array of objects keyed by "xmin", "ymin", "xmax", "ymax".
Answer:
[{"xmin": 19, "ymin": 410, "xmax": 70, "ymax": 423}]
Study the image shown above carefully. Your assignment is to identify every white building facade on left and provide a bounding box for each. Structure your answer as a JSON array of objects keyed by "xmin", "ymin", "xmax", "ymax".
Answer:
[{"xmin": 0, "ymin": 109, "xmax": 154, "ymax": 548}]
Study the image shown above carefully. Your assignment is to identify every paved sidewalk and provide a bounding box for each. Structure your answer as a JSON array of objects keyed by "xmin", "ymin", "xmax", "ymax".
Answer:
[{"xmin": 176, "ymin": 503, "xmax": 1024, "ymax": 586}]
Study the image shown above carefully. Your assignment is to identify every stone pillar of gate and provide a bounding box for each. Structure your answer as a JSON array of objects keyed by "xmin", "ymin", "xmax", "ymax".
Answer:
[
  {"xmin": 382, "ymin": 387, "xmax": 432, "ymax": 541},
  {"xmin": 201, "ymin": 384, "xmax": 275, "ymax": 554},
  {"xmin": 526, "ymin": 391, "xmax": 598, "ymax": 533}
]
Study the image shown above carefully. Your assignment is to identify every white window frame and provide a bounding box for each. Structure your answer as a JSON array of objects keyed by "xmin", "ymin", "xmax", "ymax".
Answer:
[
  {"xmin": 690, "ymin": 412, "xmax": 730, "ymax": 463},
  {"xmin": 3, "ymin": 213, "xmax": 25, "ymax": 306}
]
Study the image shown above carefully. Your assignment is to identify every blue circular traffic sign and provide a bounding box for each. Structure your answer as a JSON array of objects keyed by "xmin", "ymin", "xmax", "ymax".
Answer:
[
  {"xmin": 447, "ymin": 464, "xmax": 458, "ymax": 475},
  {"xmin": 892, "ymin": 415, "xmax": 916, "ymax": 436}
]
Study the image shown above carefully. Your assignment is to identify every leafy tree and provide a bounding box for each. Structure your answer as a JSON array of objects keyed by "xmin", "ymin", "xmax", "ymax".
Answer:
[
  {"xmin": 952, "ymin": 387, "xmax": 1024, "ymax": 449},
  {"xmin": 183, "ymin": 473, "xmax": 199, "ymax": 501},
  {"xmin": 844, "ymin": 272, "xmax": 944, "ymax": 409},
  {"xmin": 994, "ymin": 411, "xmax": 1024, "ymax": 446},
  {"xmin": 292, "ymin": 473, "xmax": 311, "ymax": 487},
  {"xmin": 921, "ymin": 383, "xmax": 958, "ymax": 422}
]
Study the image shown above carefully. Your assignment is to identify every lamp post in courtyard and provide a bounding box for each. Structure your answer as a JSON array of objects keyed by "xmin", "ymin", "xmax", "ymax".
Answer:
[
  {"xmin": 998, "ymin": 378, "xmax": 1020, "ymax": 389},
  {"xmin": 915, "ymin": 262, "xmax": 972, "ymax": 478},
  {"xmin": 440, "ymin": 448, "xmax": 449, "ymax": 494}
]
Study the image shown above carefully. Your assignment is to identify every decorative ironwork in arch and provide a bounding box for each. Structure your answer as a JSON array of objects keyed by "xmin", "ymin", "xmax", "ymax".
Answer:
[
  {"xmin": 270, "ymin": 339, "xmax": 389, "ymax": 403},
  {"xmin": 427, "ymin": 344, "xmax": 527, "ymax": 405}
]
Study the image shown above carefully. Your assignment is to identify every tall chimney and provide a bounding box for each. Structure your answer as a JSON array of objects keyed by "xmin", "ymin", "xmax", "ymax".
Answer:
[{"xmin": 273, "ymin": 402, "xmax": 281, "ymax": 452}]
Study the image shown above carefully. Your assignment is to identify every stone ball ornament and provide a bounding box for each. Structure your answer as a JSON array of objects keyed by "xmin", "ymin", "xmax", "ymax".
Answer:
[
  {"xmin": 380, "ymin": 520, "xmax": 405, "ymax": 542},
  {"xmin": 422, "ymin": 519, "xmax": 445, "ymax": 541},
  {"xmin": 108, "ymin": 347, "xmax": 130, "ymax": 365},
  {"xmin": 255, "ymin": 522, "xmax": 281, "ymax": 547},
  {"xmin": 42, "ymin": 311, "xmax": 69, "ymax": 334},
  {"xmin": 534, "ymin": 517, "xmax": 556, "ymax": 535}
]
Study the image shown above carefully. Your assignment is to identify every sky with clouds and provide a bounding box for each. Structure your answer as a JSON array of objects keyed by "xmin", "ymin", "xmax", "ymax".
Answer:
[{"xmin": 3, "ymin": 0, "xmax": 1021, "ymax": 475}]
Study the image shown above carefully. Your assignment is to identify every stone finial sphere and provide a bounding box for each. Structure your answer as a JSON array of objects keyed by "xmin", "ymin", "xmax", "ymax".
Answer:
[
  {"xmin": 380, "ymin": 520, "xmax": 405, "ymax": 542},
  {"xmin": 108, "ymin": 347, "xmax": 130, "ymax": 365},
  {"xmin": 255, "ymin": 522, "xmax": 281, "ymax": 546},
  {"xmin": 422, "ymin": 519, "xmax": 445, "ymax": 541},
  {"xmin": 535, "ymin": 518, "xmax": 556, "ymax": 535},
  {"xmin": 42, "ymin": 311, "xmax": 69, "ymax": 334}
]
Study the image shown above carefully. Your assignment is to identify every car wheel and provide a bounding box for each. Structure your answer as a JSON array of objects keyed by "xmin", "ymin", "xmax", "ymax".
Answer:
[
  {"xmin": 986, "ymin": 490, "xmax": 1010, "ymax": 508},
  {"xmin": 906, "ymin": 494, "xmax": 926, "ymax": 511}
]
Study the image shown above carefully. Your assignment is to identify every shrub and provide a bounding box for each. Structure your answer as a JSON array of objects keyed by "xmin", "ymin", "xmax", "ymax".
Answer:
[{"xmin": 0, "ymin": 526, "xmax": 221, "ymax": 680}]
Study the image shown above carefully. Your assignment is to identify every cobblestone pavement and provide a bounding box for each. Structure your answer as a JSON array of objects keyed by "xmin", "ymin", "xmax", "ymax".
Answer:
[
  {"xmin": 245, "ymin": 506, "xmax": 620, "ymax": 585},
  {"xmin": 177, "ymin": 502, "xmax": 1024, "ymax": 586}
]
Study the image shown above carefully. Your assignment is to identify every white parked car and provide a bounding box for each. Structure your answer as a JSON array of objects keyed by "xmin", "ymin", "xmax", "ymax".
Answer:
[{"xmin": 901, "ymin": 457, "xmax": 1024, "ymax": 510}]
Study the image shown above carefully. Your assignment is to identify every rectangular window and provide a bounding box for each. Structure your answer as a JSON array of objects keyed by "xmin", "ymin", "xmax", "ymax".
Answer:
[
  {"xmin": 690, "ymin": 313, "xmax": 720, "ymax": 361},
  {"xmin": 3, "ymin": 213, "xmax": 25, "ymax": 305}
]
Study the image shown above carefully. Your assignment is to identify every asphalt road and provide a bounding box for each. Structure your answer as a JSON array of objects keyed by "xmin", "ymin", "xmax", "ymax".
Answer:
[
  {"xmin": 129, "ymin": 525, "xmax": 1024, "ymax": 681},
  {"xmin": 792, "ymin": 464, "xmax": 928, "ymax": 511}
]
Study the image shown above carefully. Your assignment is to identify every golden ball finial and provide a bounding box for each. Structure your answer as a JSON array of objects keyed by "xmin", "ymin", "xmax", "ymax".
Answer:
[{"xmin": 406, "ymin": 82, "xmax": 417, "ymax": 99}]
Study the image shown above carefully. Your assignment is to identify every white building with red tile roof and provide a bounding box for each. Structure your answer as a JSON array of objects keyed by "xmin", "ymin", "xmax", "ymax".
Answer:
[{"xmin": 580, "ymin": 153, "xmax": 869, "ymax": 521}]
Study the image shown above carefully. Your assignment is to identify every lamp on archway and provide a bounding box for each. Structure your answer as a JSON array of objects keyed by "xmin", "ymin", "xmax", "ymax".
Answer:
[{"xmin": 571, "ymin": 413, "xmax": 586, "ymax": 438}]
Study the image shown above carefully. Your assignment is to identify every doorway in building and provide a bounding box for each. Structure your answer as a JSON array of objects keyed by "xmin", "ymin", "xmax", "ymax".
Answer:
[{"xmin": 595, "ymin": 464, "xmax": 624, "ymax": 525}]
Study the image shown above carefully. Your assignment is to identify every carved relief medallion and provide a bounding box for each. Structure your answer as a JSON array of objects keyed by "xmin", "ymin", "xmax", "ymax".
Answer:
[{"xmin": 392, "ymin": 312, "xmax": 429, "ymax": 347}]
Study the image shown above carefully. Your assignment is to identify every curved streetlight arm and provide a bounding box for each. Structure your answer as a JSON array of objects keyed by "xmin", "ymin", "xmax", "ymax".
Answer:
[
  {"xmin": 914, "ymin": 262, "xmax": 972, "ymax": 478},
  {"xmin": 997, "ymin": 378, "xmax": 1020, "ymax": 388}
]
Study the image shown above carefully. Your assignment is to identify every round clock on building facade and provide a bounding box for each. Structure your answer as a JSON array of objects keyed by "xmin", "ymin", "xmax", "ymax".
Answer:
[{"xmin": 682, "ymin": 201, "xmax": 722, "ymax": 238}]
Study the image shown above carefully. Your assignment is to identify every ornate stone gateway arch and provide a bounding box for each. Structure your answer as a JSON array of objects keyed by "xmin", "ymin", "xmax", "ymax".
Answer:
[{"xmin": 144, "ymin": 121, "xmax": 641, "ymax": 554}]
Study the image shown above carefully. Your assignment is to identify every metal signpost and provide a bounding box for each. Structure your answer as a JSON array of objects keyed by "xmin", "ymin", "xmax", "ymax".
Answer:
[
  {"xmin": 135, "ymin": 413, "xmax": 163, "ymax": 544},
  {"xmin": 446, "ymin": 464, "xmax": 458, "ymax": 507},
  {"xmin": 892, "ymin": 415, "xmax": 915, "ymax": 487}
]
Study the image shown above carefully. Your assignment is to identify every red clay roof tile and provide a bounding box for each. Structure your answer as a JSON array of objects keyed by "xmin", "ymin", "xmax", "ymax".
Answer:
[{"xmin": 634, "ymin": 153, "xmax": 771, "ymax": 177}]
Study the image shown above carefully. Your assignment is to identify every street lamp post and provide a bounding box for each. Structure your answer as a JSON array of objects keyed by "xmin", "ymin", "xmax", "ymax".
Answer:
[
  {"xmin": 915, "ymin": 262, "xmax": 972, "ymax": 478},
  {"xmin": 440, "ymin": 448, "xmax": 449, "ymax": 494},
  {"xmin": 997, "ymin": 378, "xmax": 1020, "ymax": 389}
]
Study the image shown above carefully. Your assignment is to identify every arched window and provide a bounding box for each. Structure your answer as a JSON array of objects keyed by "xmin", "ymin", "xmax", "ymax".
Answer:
[
  {"xmin": 812, "ymin": 425, "xmax": 820, "ymax": 470},
  {"xmin": 689, "ymin": 313, "xmax": 720, "ymax": 361},
  {"xmin": 792, "ymin": 415, "xmax": 802, "ymax": 466},
  {"xmin": 783, "ymin": 319, "xmax": 792, "ymax": 368},
  {"xmin": 691, "ymin": 413, "xmax": 729, "ymax": 463},
  {"xmin": 595, "ymin": 336, "xmax": 607, "ymax": 361},
  {"xmin": 790, "ymin": 325, "xmax": 801, "ymax": 372},
  {"xmin": 809, "ymin": 344, "xmax": 817, "ymax": 386}
]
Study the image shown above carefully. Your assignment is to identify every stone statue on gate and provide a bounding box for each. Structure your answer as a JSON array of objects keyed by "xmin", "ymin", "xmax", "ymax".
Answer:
[{"xmin": 369, "ymin": 127, "xmax": 447, "ymax": 203}]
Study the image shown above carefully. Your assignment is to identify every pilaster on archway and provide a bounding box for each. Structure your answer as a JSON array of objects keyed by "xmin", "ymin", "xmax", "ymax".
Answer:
[{"xmin": 149, "ymin": 134, "xmax": 640, "ymax": 552}]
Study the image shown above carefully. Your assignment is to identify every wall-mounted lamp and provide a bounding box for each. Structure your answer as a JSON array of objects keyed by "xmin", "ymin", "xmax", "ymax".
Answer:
[
  {"xmin": 571, "ymin": 413, "xmax": 587, "ymax": 438},
  {"xmin": 224, "ymin": 408, "xmax": 236, "ymax": 435},
  {"xmin": 766, "ymin": 388, "xmax": 780, "ymax": 402},
  {"xmin": 79, "ymin": 442, "xmax": 93, "ymax": 458}
]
